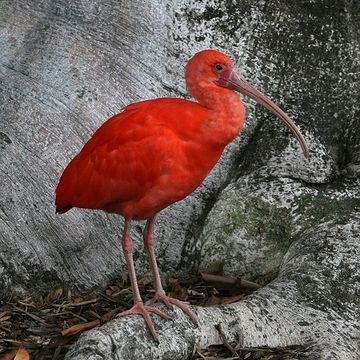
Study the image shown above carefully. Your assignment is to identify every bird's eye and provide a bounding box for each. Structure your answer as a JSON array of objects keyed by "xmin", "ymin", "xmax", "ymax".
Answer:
[{"xmin": 214, "ymin": 63, "xmax": 224, "ymax": 72}]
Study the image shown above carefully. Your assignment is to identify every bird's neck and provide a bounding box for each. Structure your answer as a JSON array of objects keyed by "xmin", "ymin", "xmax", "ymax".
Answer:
[{"xmin": 196, "ymin": 87, "xmax": 246, "ymax": 147}]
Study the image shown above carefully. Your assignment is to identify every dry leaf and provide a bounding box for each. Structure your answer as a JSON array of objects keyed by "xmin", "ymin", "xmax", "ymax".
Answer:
[
  {"xmin": 62, "ymin": 319, "xmax": 101, "ymax": 336},
  {"xmin": 169, "ymin": 277, "xmax": 188, "ymax": 301},
  {"xmin": 0, "ymin": 347, "xmax": 29, "ymax": 360},
  {"xmin": 204, "ymin": 294, "xmax": 222, "ymax": 306},
  {"xmin": 0, "ymin": 311, "xmax": 9, "ymax": 319},
  {"xmin": 14, "ymin": 347, "xmax": 29, "ymax": 360},
  {"xmin": 188, "ymin": 289, "xmax": 205, "ymax": 297},
  {"xmin": 109, "ymin": 285, "xmax": 120, "ymax": 292},
  {"xmin": 45, "ymin": 287, "xmax": 63, "ymax": 303},
  {"xmin": 101, "ymin": 307, "xmax": 123, "ymax": 322},
  {"xmin": 138, "ymin": 275, "xmax": 153, "ymax": 287},
  {"xmin": 0, "ymin": 350, "xmax": 16, "ymax": 360},
  {"xmin": 111, "ymin": 288, "xmax": 132, "ymax": 298},
  {"xmin": 0, "ymin": 315, "xmax": 11, "ymax": 322},
  {"xmin": 105, "ymin": 288, "xmax": 113, "ymax": 296},
  {"xmin": 221, "ymin": 293, "xmax": 244, "ymax": 305}
]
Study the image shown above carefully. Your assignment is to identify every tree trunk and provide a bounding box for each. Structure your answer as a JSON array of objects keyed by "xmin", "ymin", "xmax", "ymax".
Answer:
[{"xmin": 0, "ymin": 0, "xmax": 359, "ymax": 358}]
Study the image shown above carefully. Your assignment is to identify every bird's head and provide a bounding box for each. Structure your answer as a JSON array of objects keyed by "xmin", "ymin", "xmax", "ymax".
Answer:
[
  {"xmin": 185, "ymin": 49, "xmax": 309, "ymax": 158},
  {"xmin": 185, "ymin": 50, "xmax": 234, "ymax": 90}
]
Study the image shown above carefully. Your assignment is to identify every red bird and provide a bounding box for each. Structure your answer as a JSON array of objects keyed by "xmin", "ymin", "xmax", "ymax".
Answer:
[{"xmin": 56, "ymin": 50, "xmax": 308, "ymax": 340}]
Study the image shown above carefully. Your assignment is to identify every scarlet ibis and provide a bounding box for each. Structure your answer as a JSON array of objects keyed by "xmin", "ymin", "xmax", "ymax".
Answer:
[{"xmin": 56, "ymin": 50, "xmax": 308, "ymax": 340}]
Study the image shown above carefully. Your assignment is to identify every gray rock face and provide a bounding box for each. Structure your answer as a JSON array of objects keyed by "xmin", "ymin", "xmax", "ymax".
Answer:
[
  {"xmin": 1, "ymin": 0, "xmax": 359, "ymax": 358},
  {"xmin": 66, "ymin": 222, "xmax": 359, "ymax": 358},
  {"xmin": 0, "ymin": 0, "xmax": 172, "ymax": 296}
]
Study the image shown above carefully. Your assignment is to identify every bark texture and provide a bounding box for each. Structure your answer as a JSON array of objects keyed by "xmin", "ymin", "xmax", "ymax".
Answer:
[
  {"xmin": 0, "ymin": 0, "xmax": 359, "ymax": 358},
  {"xmin": 66, "ymin": 218, "xmax": 360, "ymax": 359}
]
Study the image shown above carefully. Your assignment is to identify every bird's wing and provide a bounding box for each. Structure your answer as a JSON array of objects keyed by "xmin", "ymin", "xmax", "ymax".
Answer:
[{"xmin": 55, "ymin": 98, "xmax": 209, "ymax": 214}]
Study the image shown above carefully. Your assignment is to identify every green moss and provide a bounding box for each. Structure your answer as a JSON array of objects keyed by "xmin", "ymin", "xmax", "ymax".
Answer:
[
  {"xmin": 294, "ymin": 183, "xmax": 360, "ymax": 229},
  {"xmin": 227, "ymin": 197, "xmax": 293, "ymax": 251},
  {"xmin": 0, "ymin": 1, "xmax": 10, "ymax": 24},
  {"xmin": 194, "ymin": 195, "xmax": 295, "ymax": 283}
]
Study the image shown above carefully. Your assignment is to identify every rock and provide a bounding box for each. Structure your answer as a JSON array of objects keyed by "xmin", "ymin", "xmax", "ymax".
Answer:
[
  {"xmin": 0, "ymin": 0, "xmax": 172, "ymax": 297},
  {"xmin": 65, "ymin": 217, "xmax": 359, "ymax": 359}
]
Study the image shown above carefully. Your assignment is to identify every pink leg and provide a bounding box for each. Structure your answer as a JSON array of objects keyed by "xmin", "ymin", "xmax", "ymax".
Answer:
[
  {"xmin": 144, "ymin": 216, "xmax": 198, "ymax": 323},
  {"xmin": 118, "ymin": 219, "xmax": 170, "ymax": 341}
]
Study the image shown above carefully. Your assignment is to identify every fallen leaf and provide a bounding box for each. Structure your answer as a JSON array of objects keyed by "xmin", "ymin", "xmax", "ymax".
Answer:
[
  {"xmin": 14, "ymin": 347, "xmax": 29, "ymax": 360},
  {"xmin": 109, "ymin": 285, "xmax": 120, "ymax": 291},
  {"xmin": 201, "ymin": 272, "xmax": 261, "ymax": 292},
  {"xmin": 169, "ymin": 277, "xmax": 188, "ymax": 301},
  {"xmin": 187, "ymin": 289, "xmax": 205, "ymax": 298},
  {"xmin": 0, "ymin": 350, "xmax": 16, "ymax": 360},
  {"xmin": 62, "ymin": 319, "xmax": 101, "ymax": 336},
  {"xmin": 111, "ymin": 288, "xmax": 132, "ymax": 298},
  {"xmin": 48, "ymin": 335, "xmax": 73, "ymax": 348},
  {"xmin": 0, "ymin": 346, "xmax": 30, "ymax": 360},
  {"xmin": 45, "ymin": 287, "xmax": 63, "ymax": 303},
  {"xmin": 0, "ymin": 311, "xmax": 10, "ymax": 319},
  {"xmin": 101, "ymin": 307, "xmax": 123, "ymax": 322},
  {"xmin": 221, "ymin": 293, "xmax": 245, "ymax": 305},
  {"xmin": 138, "ymin": 275, "xmax": 153, "ymax": 287},
  {"xmin": 105, "ymin": 288, "xmax": 113, "ymax": 296},
  {"xmin": 204, "ymin": 295, "xmax": 222, "ymax": 306},
  {"xmin": 200, "ymin": 272, "xmax": 237, "ymax": 292}
]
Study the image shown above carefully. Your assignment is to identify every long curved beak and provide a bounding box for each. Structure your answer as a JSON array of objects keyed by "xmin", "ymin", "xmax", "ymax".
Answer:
[{"xmin": 221, "ymin": 70, "xmax": 309, "ymax": 158}]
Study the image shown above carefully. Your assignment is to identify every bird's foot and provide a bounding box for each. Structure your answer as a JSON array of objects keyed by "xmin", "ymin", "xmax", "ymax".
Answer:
[
  {"xmin": 148, "ymin": 291, "xmax": 198, "ymax": 323},
  {"xmin": 117, "ymin": 300, "xmax": 170, "ymax": 341}
]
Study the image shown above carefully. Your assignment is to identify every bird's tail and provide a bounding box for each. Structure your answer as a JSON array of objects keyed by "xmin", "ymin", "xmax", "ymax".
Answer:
[
  {"xmin": 55, "ymin": 204, "xmax": 73, "ymax": 214},
  {"xmin": 55, "ymin": 156, "xmax": 80, "ymax": 214}
]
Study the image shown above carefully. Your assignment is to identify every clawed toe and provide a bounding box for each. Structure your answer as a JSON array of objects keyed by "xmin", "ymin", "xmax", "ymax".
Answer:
[
  {"xmin": 148, "ymin": 293, "xmax": 173, "ymax": 310},
  {"xmin": 117, "ymin": 300, "xmax": 171, "ymax": 340},
  {"xmin": 149, "ymin": 292, "xmax": 198, "ymax": 323}
]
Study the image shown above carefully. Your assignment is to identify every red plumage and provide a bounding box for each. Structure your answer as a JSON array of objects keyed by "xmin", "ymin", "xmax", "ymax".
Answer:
[
  {"xmin": 55, "ymin": 97, "xmax": 238, "ymax": 219},
  {"xmin": 55, "ymin": 50, "xmax": 307, "ymax": 340}
]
